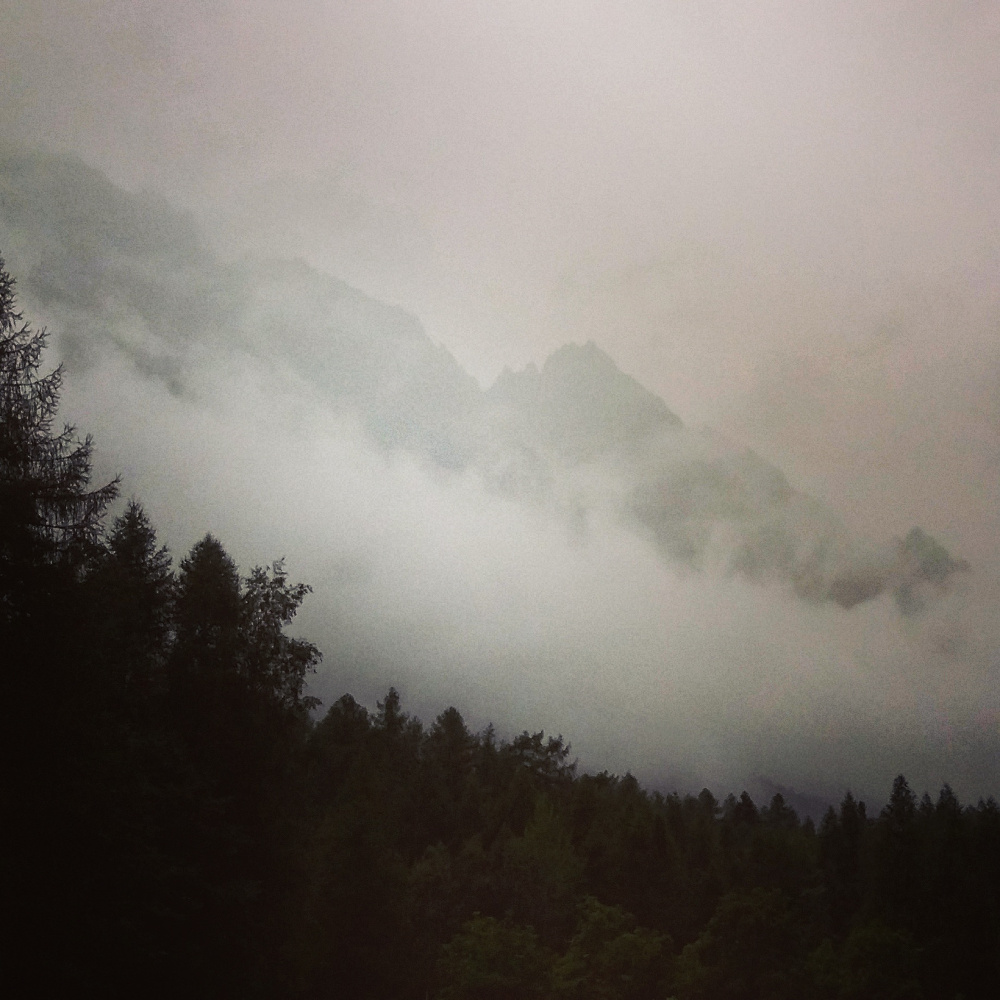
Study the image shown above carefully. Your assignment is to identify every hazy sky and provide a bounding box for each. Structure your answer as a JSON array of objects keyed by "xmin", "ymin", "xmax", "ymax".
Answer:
[
  {"xmin": 3, "ymin": 1, "xmax": 998, "ymax": 798},
  {"xmin": 4, "ymin": 0, "xmax": 998, "ymax": 551}
]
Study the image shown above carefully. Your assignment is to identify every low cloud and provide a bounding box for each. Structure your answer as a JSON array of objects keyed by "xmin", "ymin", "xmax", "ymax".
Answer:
[
  {"xmin": 5, "ymin": 148, "xmax": 994, "ymax": 806},
  {"xmin": 62, "ymin": 339, "xmax": 1000, "ymax": 804}
]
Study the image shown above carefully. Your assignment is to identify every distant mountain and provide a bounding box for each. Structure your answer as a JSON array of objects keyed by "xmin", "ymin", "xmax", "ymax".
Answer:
[
  {"xmin": 486, "ymin": 341, "xmax": 682, "ymax": 460},
  {"xmin": 0, "ymin": 145, "xmax": 967, "ymax": 613}
]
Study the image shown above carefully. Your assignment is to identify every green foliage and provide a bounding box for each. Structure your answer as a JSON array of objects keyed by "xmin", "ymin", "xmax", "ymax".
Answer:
[
  {"xmin": 502, "ymin": 796, "xmax": 585, "ymax": 943},
  {"xmin": 674, "ymin": 887, "xmax": 803, "ymax": 999},
  {"xmin": 551, "ymin": 897, "xmax": 668, "ymax": 1000},
  {"xmin": 839, "ymin": 920, "xmax": 923, "ymax": 1000},
  {"xmin": 437, "ymin": 915, "xmax": 553, "ymax": 1000}
]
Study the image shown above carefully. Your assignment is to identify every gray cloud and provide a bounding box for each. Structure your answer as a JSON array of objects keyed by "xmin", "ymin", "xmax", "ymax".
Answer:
[
  {"xmin": 3, "ymin": 147, "xmax": 997, "ymax": 807},
  {"xmin": 3, "ymin": 147, "xmax": 970, "ymax": 616}
]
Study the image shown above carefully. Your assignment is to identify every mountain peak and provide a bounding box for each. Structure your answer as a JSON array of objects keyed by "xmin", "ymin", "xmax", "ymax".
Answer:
[{"xmin": 487, "ymin": 341, "xmax": 681, "ymax": 461}]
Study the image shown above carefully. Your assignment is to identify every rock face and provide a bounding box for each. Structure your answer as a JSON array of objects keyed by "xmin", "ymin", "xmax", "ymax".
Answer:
[
  {"xmin": 486, "ymin": 342, "xmax": 682, "ymax": 462},
  {"xmin": 0, "ymin": 146, "xmax": 967, "ymax": 612}
]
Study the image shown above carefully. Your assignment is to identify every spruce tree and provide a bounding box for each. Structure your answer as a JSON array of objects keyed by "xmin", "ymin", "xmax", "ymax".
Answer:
[{"xmin": 0, "ymin": 253, "xmax": 118, "ymax": 617}]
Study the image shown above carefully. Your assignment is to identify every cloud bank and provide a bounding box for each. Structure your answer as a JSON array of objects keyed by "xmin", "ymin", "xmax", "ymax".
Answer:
[{"xmin": 2, "ymin": 147, "xmax": 997, "ymax": 804}]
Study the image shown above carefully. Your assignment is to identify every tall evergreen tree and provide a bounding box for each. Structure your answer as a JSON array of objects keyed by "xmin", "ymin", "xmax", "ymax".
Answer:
[
  {"xmin": 88, "ymin": 500, "xmax": 175, "ymax": 702},
  {"xmin": 0, "ymin": 253, "xmax": 117, "ymax": 609}
]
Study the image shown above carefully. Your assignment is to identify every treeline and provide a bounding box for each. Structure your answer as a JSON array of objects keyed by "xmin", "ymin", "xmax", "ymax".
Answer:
[
  {"xmin": 3, "ymin": 254, "xmax": 999, "ymax": 998},
  {"xmin": 292, "ymin": 702, "xmax": 1000, "ymax": 999}
]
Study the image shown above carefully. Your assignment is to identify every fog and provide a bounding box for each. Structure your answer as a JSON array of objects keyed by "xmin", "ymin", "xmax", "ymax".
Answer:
[{"xmin": 2, "ymin": 1, "xmax": 998, "ymax": 803}]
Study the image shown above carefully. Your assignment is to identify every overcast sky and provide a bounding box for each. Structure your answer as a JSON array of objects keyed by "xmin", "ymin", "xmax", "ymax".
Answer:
[
  {"xmin": 4, "ymin": 0, "xmax": 997, "ymax": 553},
  {"xmin": 3, "ymin": 1, "xmax": 998, "ymax": 798}
]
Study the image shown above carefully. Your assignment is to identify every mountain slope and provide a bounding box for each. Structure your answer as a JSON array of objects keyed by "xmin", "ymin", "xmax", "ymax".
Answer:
[{"xmin": 0, "ymin": 146, "xmax": 966, "ymax": 614}]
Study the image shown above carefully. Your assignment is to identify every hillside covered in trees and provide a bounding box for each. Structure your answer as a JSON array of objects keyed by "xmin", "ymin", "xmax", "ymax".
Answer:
[{"xmin": 3, "ymin": 252, "xmax": 999, "ymax": 999}]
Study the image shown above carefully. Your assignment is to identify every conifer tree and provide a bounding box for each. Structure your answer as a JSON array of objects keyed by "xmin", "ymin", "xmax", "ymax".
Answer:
[
  {"xmin": 88, "ymin": 500, "xmax": 175, "ymax": 701},
  {"xmin": 0, "ymin": 254, "xmax": 117, "ymax": 616}
]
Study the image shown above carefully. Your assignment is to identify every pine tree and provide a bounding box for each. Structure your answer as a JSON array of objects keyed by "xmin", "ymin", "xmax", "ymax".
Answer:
[{"xmin": 0, "ymin": 254, "xmax": 118, "ymax": 617}]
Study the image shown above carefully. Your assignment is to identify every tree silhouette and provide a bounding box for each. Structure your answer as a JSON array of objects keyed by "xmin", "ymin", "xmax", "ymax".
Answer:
[
  {"xmin": 0, "ymin": 253, "xmax": 117, "ymax": 604},
  {"xmin": 87, "ymin": 500, "xmax": 175, "ymax": 702},
  {"xmin": 240, "ymin": 559, "xmax": 321, "ymax": 713}
]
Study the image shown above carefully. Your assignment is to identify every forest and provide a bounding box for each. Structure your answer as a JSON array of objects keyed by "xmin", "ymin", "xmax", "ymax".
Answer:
[{"xmin": 3, "ymin": 251, "xmax": 999, "ymax": 999}]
